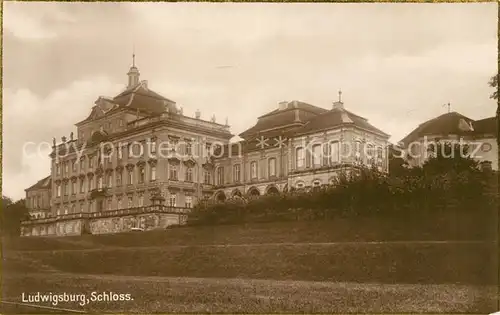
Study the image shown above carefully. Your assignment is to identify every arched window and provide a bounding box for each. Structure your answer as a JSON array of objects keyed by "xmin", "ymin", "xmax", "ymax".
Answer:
[
  {"xmin": 354, "ymin": 141, "xmax": 362, "ymax": 162},
  {"xmin": 139, "ymin": 167, "xmax": 145, "ymax": 184},
  {"xmin": 296, "ymin": 147, "xmax": 305, "ymax": 168},
  {"xmin": 268, "ymin": 158, "xmax": 276, "ymax": 177},
  {"xmin": 296, "ymin": 181, "xmax": 305, "ymax": 189}
]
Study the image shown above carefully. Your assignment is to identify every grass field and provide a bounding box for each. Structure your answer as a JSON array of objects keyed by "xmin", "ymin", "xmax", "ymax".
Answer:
[{"xmin": 2, "ymin": 220, "xmax": 498, "ymax": 313}]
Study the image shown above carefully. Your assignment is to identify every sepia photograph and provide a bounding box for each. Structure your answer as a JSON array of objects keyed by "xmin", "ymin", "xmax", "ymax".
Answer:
[{"xmin": 1, "ymin": 1, "xmax": 499, "ymax": 313}]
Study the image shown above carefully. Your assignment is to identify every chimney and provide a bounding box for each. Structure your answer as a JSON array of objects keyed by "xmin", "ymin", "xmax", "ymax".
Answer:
[
  {"xmin": 278, "ymin": 101, "xmax": 288, "ymax": 111},
  {"xmin": 195, "ymin": 109, "xmax": 201, "ymax": 119}
]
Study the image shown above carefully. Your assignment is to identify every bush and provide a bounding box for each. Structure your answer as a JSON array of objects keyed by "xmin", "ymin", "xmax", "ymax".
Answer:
[{"xmin": 188, "ymin": 152, "xmax": 497, "ymax": 226}]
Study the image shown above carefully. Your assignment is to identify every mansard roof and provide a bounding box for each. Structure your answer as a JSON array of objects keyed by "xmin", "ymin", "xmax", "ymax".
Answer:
[
  {"xmin": 239, "ymin": 100, "xmax": 328, "ymax": 139},
  {"xmin": 77, "ymin": 81, "xmax": 177, "ymax": 125},
  {"xmin": 399, "ymin": 112, "xmax": 494, "ymax": 146},
  {"xmin": 239, "ymin": 100, "xmax": 388, "ymax": 140},
  {"xmin": 296, "ymin": 107, "xmax": 389, "ymax": 137},
  {"xmin": 25, "ymin": 175, "xmax": 51, "ymax": 192}
]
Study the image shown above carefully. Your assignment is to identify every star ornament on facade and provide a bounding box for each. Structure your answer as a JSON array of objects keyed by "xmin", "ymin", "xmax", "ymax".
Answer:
[
  {"xmin": 275, "ymin": 136, "xmax": 288, "ymax": 148},
  {"xmin": 256, "ymin": 136, "xmax": 270, "ymax": 149}
]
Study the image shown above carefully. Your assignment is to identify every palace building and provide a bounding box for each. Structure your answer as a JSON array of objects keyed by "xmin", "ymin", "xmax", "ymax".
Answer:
[
  {"xmin": 21, "ymin": 60, "xmax": 391, "ymax": 237},
  {"xmin": 399, "ymin": 111, "xmax": 498, "ymax": 170}
]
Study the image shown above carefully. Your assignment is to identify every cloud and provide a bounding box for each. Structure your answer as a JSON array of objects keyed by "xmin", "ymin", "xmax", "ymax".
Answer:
[
  {"xmin": 3, "ymin": 2, "xmax": 77, "ymax": 40},
  {"xmin": 2, "ymin": 76, "xmax": 124, "ymax": 200}
]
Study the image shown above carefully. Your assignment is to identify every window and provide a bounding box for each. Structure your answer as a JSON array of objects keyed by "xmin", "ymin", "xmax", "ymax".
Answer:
[
  {"xmin": 268, "ymin": 158, "xmax": 276, "ymax": 177},
  {"xmin": 205, "ymin": 143, "xmax": 212, "ymax": 157},
  {"xmin": 119, "ymin": 119, "xmax": 124, "ymax": 127},
  {"xmin": 127, "ymin": 196, "xmax": 133, "ymax": 208},
  {"xmin": 80, "ymin": 202, "xmax": 84, "ymax": 213},
  {"xmin": 88, "ymin": 177, "xmax": 93, "ymax": 191},
  {"xmin": 185, "ymin": 167, "xmax": 193, "ymax": 182},
  {"xmin": 354, "ymin": 141, "xmax": 362, "ymax": 161},
  {"xmin": 80, "ymin": 157, "xmax": 85, "ymax": 172},
  {"xmin": 80, "ymin": 178, "xmax": 85, "ymax": 193},
  {"xmin": 169, "ymin": 193, "xmax": 177, "ymax": 207},
  {"xmin": 250, "ymin": 161, "xmax": 258, "ymax": 179},
  {"xmin": 169, "ymin": 165, "xmax": 178, "ymax": 180},
  {"xmin": 150, "ymin": 166, "xmax": 157, "ymax": 181},
  {"xmin": 312, "ymin": 144, "xmax": 322, "ymax": 167},
  {"xmin": 170, "ymin": 139, "xmax": 179, "ymax": 153},
  {"xmin": 217, "ymin": 167, "xmax": 224, "ymax": 185},
  {"xmin": 296, "ymin": 148, "xmax": 305, "ymax": 168},
  {"xmin": 71, "ymin": 181, "xmax": 76, "ymax": 195},
  {"xmin": 296, "ymin": 182, "xmax": 305, "ymax": 189},
  {"xmin": 330, "ymin": 141, "xmax": 340, "ymax": 163},
  {"xmin": 233, "ymin": 164, "xmax": 241, "ymax": 182},
  {"xmin": 117, "ymin": 197, "xmax": 122, "ymax": 209},
  {"xmin": 64, "ymin": 162, "xmax": 69, "ymax": 174},
  {"xmin": 72, "ymin": 160, "xmax": 77, "ymax": 172},
  {"xmin": 88, "ymin": 156, "xmax": 94, "ymax": 169},
  {"xmin": 367, "ymin": 144, "xmax": 375, "ymax": 165},
  {"xmin": 377, "ymin": 147, "xmax": 384, "ymax": 166},
  {"xmin": 204, "ymin": 171, "xmax": 211, "ymax": 184},
  {"xmin": 127, "ymin": 170, "xmax": 133, "ymax": 185},
  {"xmin": 185, "ymin": 195, "xmax": 193, "ymax": 208},
  {"xmin": 150, "ymin": 138, "xmax": 157, "ymax": 155},
  {"xmin": 186, "ymin": 142, "xmax": 192, "ymax": 155},
  {"xmin": 107, "ymin": 173, "xmax": 113, "ymax": 187},
  {"xmin": 117, "ymin": 146, "xmax": 122, "ymax": 161},
  {"xmin": 56, "ymin": 163, "xmax": 61, "ymax": 176},
  {"xmin": 313, "ymin": 180, "xmax": 321, "ymax": 187},
  {"xmin": 107, "ymin": 198, "xmax": 112, "ymax": 211},
  {"xmin": 138, "ymin": 193, "xmax": 144, "ymax": 207},
  {"xmin": 139, "ymin": 167, "xmax": 145, "ymax": 184},
  {"xmin": 116, "ymin": 171, "xmax": 122, "ymax": 186},
  {"xmin": 71, "ymin": 203, "xmax": 76, "ymax": 213},
  {"xmin": 64, "ymin": 182, "xmax": 69, "ymax": 196},
  {"xmin": 97, "ymin": 177, "xmax": 103, "ymax": 189}
]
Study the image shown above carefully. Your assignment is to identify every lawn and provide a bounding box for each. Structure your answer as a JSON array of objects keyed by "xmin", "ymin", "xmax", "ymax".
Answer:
[
  {"xmin": 2, "ymin": 273, "xmax": 497, "ymax": 313},
  {"xmin": 2, "ymin": 219, "xmax": 498, "ymax": 313}
]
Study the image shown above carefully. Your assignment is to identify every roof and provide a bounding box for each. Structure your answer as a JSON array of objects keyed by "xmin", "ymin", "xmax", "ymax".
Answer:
[
  {"xmin": 295, "ymin": 106, "xmax": 389, "ymax": 137},
  {"xmin": 472, "ymin": 117, "xmax": 497, "ymax": 135},
  {"xmin": 239, "ymin": 100, "xmax": 328, "ymax": 139},
  {"xmin": 78, "ymin": 81, "xmax": 177, "ymax": 124},
  {"xmin": 25, "ymin": 175, "xmax": 51, "ymax": 192},
  {"xmin": 400, "ymin": 112, "xmax": 494, "ymax": 146}
]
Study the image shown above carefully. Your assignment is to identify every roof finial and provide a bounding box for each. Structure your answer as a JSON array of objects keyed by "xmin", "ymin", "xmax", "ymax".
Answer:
[
  {"xmin": 442, "ymin": 102, "xmax": 451, "ymax": 113},
  {"xmin": 132, "ymin": 44, "xmax": 136, "ymax": 67},
  {"xmin": 338, "ymin": 89, "xmax": 342, "ymax": 103}
]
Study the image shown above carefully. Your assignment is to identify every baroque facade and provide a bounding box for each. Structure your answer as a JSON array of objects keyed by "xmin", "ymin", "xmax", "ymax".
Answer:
[{"xmin": 21, "ymin": 61, "xmax": 391, "ymax": 237}]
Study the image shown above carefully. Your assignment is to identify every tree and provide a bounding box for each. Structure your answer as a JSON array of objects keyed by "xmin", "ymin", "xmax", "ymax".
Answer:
[
  {"xmin": 489, "ymin": 74, "xmax": 498, "ymax": 100},
  {"xmin": 1, "ymin": 196, "xmax": 29, "ymax": 237},
  {"xmin": 422, "ymin": 141, "xmax": 479, "ymax": 174}
]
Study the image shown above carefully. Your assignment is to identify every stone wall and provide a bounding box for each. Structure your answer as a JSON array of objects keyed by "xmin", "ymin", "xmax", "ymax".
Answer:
[{"xmin": 89, "ymin": 213, "xmax": 182, "ymax": 235}]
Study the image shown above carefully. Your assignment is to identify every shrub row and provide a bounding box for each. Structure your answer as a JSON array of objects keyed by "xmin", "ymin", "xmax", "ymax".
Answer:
[{"xmin": 188, "ymin": 167, "xmax": 498, "ymax": 226}]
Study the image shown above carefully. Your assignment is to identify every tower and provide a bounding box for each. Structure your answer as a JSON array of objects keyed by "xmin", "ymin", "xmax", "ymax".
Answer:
[{"xmin": 127, "ymin": 52, "xmax": 140, "ymax": 88}]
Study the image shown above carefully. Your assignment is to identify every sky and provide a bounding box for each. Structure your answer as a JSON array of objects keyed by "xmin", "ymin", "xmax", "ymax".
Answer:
[{"xmin": 3, "ymin": 2, "xmax": 498, "ymax": 200}]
